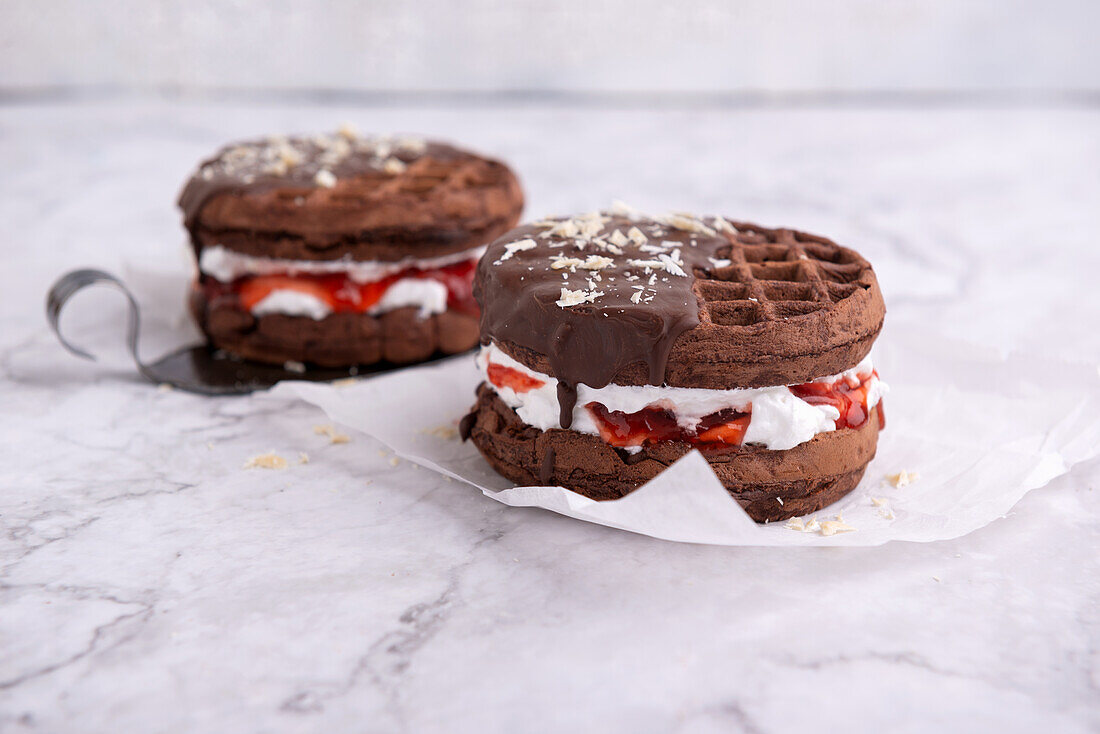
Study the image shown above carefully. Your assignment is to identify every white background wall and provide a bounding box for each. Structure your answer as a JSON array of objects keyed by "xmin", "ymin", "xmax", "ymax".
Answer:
[{"xmin": 2, "ymin": 0, "xmax": 1098, "ymax": 96}]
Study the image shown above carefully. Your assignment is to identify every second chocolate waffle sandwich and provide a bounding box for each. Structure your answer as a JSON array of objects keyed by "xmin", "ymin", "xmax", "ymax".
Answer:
[{"xmin": 178, "ymin": 129, "xmax": 524, "ymax": 367}]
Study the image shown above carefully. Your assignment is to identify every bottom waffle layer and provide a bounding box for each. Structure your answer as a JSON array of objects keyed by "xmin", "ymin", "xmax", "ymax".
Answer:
[
  {"xmin": 191, "ymin": 290, "xmax": 479, "ymax": 367},
  {"xmin": 466, "ymin": 383, "xmax": 881, "ymax": 523}
]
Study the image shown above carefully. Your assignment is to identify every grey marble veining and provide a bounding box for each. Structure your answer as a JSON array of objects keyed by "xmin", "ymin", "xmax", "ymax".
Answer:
[{"xmin": 0, "ymin": 102, "xmax": 1098, "ymax": 733}]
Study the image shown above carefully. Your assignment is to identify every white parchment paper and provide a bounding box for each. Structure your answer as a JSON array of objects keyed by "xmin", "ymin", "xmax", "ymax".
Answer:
[{"xmin": 271, "ymin": 325, "xmax": 1100, "ymax": 546}]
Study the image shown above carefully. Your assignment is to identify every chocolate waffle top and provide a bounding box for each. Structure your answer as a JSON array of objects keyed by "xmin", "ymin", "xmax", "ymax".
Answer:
[
  {"xmin": 178, "ymin": 131, "xmax": 524, "ymax": 263},
  {"xmin": 476, "ymin": 210, "xmax": 885, "ymax": 393}
]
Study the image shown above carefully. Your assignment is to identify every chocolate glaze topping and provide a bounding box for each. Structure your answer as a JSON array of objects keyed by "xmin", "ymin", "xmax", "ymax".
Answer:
[
  {"xmin": 177, "ymin": 131, "xmax": 524, "ymax": 264},
  {"xmin": 178, "ymin": 132, "xmax": 457, "ymax": 235},
  {"xmin": 476, "ymin": 210, "xmax": 731, "ymax": 392},
  {"xmin": 477, "ymin": 209, "xmax": 885, "ymax": 398}
]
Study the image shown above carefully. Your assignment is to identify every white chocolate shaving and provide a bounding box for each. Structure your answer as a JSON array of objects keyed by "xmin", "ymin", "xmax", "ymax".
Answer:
[
  {"xmin": 495, "ymin": 238, "xmax": 538, "ymax": 264},
  {"xmin": 580, "ymin": 255, "xmax": 614, "ymax": 270},
  {"xmin": 713, "ymin": 216, "xmax": 738, "ymax": 234},
  {"xmin": 627, "ymin": 226, "xmax": 648, "ymax": 245},
  {"xmin": 556, "ymin": 287, "xmax": 604, "ymax": 307},
  {"xmin": 382, "ymin": 157, "xmax": 407, "ymax": 174}
]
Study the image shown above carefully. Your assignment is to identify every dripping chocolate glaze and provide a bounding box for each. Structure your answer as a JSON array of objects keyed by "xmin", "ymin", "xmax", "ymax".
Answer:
[
  {"xmin": 176, "ymin": 135, "xmax": 462, "ymax": 244},
  {"xmin": 475, "ymin": 213, "xmax": 733, "ymax": 428},
  {"xmin": 556, "ymin": 382, "xmax": 577, "ymax": 429}
]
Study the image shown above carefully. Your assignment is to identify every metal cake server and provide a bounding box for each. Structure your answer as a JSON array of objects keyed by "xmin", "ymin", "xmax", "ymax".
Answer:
[{"xmin": 46, "ymin": 269, "xmax": 442, "ymax": 395}]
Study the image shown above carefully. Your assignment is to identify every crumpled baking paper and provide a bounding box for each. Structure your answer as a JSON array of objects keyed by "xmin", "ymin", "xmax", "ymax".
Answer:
[{"xmin": 272, "ymin": 325, "xmax": 1100, "ymax": 546}]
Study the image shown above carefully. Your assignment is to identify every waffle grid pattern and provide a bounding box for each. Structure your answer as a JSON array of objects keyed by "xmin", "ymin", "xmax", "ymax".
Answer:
[{"xmin": 693, "ymin": 226, "xmax": 871, "ymax": 327}]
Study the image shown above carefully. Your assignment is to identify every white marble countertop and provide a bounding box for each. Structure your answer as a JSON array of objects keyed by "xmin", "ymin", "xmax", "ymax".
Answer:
[{"xmin": 1, "ymin": 101, "xmax": 1098, "ymax": 733}]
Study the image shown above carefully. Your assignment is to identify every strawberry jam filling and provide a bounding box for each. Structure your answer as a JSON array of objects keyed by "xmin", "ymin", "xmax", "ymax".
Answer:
[
  {"xmin": 486, "ymin": 363, "xmax": 547, "ymax": 393},
  {"xmin": 486, "ymin": 359, "xmax": 883, "ymax": 448},
  {"xmin": 202, "ymin": 258, "xmax": 478, "ymax": 315},
  {"xmin": 587, "ymin": 403, "xmax": 752, "ymax": 448},
  {"xmin": 789, "ymin": 370, "xmax": 883, "ymax": 431}
]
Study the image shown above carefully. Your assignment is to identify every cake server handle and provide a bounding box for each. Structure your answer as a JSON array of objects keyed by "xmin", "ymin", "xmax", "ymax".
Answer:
[
  {"xmin": 44, "ymin": 268, "xmax": 382, "ymax": 395},
  {"xmin": 45, "ymin": 268, "xmax": 158, "ymax": 382}
]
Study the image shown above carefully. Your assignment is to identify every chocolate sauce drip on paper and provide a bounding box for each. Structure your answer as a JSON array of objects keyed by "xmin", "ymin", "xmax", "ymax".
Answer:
[{"xmin": 476, "ymin": 214, "xmax": 732, "ymax": 428}]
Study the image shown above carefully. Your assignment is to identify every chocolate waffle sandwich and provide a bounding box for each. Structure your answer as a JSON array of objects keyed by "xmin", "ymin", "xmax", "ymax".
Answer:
[
  {"xmin": 179, "ymin": 129, "xmax": 523, "ymax": 367},
  {"xmin": 461, "ymin": 207, "xmax": 887, "ymax": 522}
]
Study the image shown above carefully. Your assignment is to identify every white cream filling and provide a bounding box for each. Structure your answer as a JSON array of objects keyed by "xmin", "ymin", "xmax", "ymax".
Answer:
[
  {"xmin": 202, "ymin": 245, "xmax": 479, "ymax": 320},
  {"xmin": 251, "ymin": 290, "xmax": 333, "ymax": 320},
  {"xmin": 248, "ymin": 278, "xmax": 450, "ymax": 321},
  {"xmin": 478, "ymin": 342, "xmax": 887, "ymax": 451},
  {"xmin": 367, "ymin": 278, "xmax": 448, "ymax": 318},
  {"xmin": 199, "ymin": 244, "xmax": 484, "ymax": 284}
]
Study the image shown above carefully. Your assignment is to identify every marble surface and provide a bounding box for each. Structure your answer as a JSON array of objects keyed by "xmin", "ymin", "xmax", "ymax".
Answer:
[{"xmin": 1, "ymin": 102, "xmax": 1098, "ymax": 733}]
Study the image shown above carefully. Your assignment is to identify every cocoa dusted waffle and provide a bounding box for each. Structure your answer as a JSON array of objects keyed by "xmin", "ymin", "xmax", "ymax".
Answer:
[
  {"xmin": 461, "ymin": 206, "xmax": 887, "ymax": 523},
  {"xmin": 178, "ymin": 128, "xmax": 523, "ymax": 367}
]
